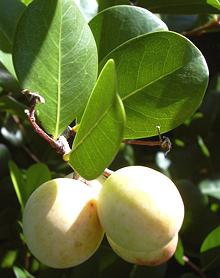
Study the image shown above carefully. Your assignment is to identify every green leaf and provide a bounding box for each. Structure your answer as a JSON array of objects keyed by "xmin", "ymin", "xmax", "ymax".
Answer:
[
  {"xmin": 0, "ymin": 51, "xmax": 17, "ymax": 78},
  {"xmin": 174, "ymin": 239, "xmax": 185, "ymax": 265},
  {"xmin": 137, "ymin": 0, "xmax": 220, "ymax": 14},
  {"xmin": 75, "ymin": 0, "xmax": 98, "ymax": 21},
  {"xmin": 0, "ymin": 96, "xmax": 26, "ymax": 119},
  {"xmin": 13, "ymin": 266, "xmax": 35, "ymax": 278},
  {"xmin": 9, "ymin": 161, "xmax": 26, "ymax": 210},
  {"xmin": 197, "ymin": 135, "xmax": 210, "ymax": 157},
  {"xmin": 0, "ymin": 0, "xmax": 25, "ymax": 52},
  {"xmin": 208, "ymin": 0, "xmax": 220, "ymax": 9},
  {"xmin": 89, "ymin": 5, "xmax": 167, "ymax": 62},
  {"xmin": 199, "ymin": 179, "xmax": 220, "ymax": 199},
  {"xmin": 100, "ymin": 31, "xmax": 209, "ymax": 139},
  {"xmin": 13, "ymin": 0, "xmax": 98, "ymax": 139},
  {"xmin": 201, "ymin": 226, "xmax": 220, "ymax": 252},
  {"xmin": 25, "ymin": 163, "xmax": 51, "ymax": 204},
  {"xmin": 69, "ymin": 59, "xmax": 125, "ymax": 179},
  {"xmin": 97, "ymin": 0, "xmax": 129, "ymax": 11}
]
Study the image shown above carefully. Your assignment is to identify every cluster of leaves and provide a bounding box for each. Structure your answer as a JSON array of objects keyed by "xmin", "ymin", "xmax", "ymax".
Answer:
[{"xmin": 1, "ymin": 0, "xmax": 220, "ymax": 277}]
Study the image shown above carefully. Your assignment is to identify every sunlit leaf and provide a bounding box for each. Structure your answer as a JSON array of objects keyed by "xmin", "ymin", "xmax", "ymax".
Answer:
[
  {"xmin": 69, "ymin": 59, "xmax": 125, "ymax": 179},
  {"xmin": 89, "ymin": 5, "xmax": 167, "ymax": 61},
  {"xmin": 201, "ymin": 226, "xmax": 220, "ymax": 252},
  {"xmin": 101, "ymin": 31, "xmax": 209, "ymax": 138},
  {"xmin": 13, "ymin": 0, "xmax": 98, "ymax": 139}
]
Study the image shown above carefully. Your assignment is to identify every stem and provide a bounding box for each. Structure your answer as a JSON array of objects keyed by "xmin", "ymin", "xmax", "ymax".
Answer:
[
  {"xmin": 183, "ymin": 256, "xmax": 207, "ymax": 278},
  {"xmin": 183, "ymin": 18, "xmax": 220, "ymax": 36},
  {"xmin": 123, "ymin": 136, "xmax": 172, "ymax": 155},
  {"xmin": 23, "ymin": 90, "xmax": 71, "ymax": 156}
]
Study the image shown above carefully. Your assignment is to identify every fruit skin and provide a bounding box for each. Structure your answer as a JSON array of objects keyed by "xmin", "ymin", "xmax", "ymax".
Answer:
[
  {"xmin": 23, "ymin": 178, "xmax": 104, "ymax": 269},
  {"xmin": 65, "ymin": 173, "xmax": 106, "ymax": 196},
  {"xmin": 107, "ymin": 233, "xmax": 178, "ymax": 266},
  {"xmin": 98, "ymin": 166, "xmax": 184, "ymax": 264}
]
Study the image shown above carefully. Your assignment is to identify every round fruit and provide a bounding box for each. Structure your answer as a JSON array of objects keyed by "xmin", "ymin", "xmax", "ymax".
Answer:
[
  {"xmin": 65, "ymin": 172, "xmax": 106, "ymax": 196},
  {"xmin": 98, "ymin": 166, "xmax": 184, "ymax": 264},
  {"xmin": 107, "ymin": 233, "xmax": 178, "ymax": 266},
  {"xmin": 23, "ymin": 178, "xmax": 104, "ymax": 268}
]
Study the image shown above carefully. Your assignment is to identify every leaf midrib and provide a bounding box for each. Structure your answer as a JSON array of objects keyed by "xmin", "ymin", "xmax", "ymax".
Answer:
[
  {"xmin": 122, "ymin": 63, "xmax": 184, "ymax": 102},
  {"xmin": 55, "ymin": 3, "xmax": 62, "ymax": 139},
  {"xmin": 73, "ymin": 101, "xmax": 114, "ymax": 151}
]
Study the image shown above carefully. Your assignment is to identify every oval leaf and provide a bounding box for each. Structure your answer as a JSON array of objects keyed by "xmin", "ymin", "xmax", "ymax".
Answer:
[
  {"xmin": 137, "ymin": 0, "xmax": 220, "ymax": 14},
  {"xmin": 199, "ymin": 179, "xmax": 220, "ymax": 199},
  {"xmin": 201, "ymin": 226, "xmax": 220, "ymax": 253},
  {"xmin": 69, "ymin": 59, "xmax": 125, "ymax": 180},
  {"xmin": 101, "ymin": 31, "xmax": 209, "ymax": 139},
  {"xmin": 0, "ymin": 0, "xmax": 25, "ymax": 52},
  {"xmin": 89, "ymin": 5, "xmax": 167, "ymax": 61},
  {"xmin": 13, "ymin": 0, "xmax": 98, "ymax": 139}
]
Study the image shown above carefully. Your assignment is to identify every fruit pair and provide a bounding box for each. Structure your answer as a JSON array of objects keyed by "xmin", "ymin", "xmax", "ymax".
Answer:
[{"xmin": 22, "ymin": 166, "xmax": 184, "ymax": 268}]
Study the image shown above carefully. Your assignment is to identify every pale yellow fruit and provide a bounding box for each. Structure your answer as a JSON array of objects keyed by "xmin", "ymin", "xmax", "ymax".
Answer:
[
  {"xmin": 23, "ymin": 178, "xmax": 104, "ymax": 268},
  {"xmin": 107, "ymin": 233, "xmax": 178, "ymax": 266},
  {"xmin": 98, "ymin": 166, "xmax": 184, "ymax": 264},
  {"xmin": 65, "ymin": 173, "xmax": 106, "ymax": 197}
]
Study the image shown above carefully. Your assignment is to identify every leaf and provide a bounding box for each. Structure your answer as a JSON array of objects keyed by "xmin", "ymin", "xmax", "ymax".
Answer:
[
  {"xmin": 199, "ymin": 179, "xmax": 220, "ymax": 199},
  {"xmin": 0, "ymin": 96, "xmax": 26, "ymax": 119},
  {"xmin": 69, "ymin": 59, "xmax": 125, "ymax": 180},
  {"xmin": 13, "ymin": 266, "xmax": 35, "ymax": 278},
  {"xmin": 100, "ymin": 31, "xmax": 209, "ymax": 139},
  {"xmin": 9, "ymin": 161, "xmax": 26, "ymax": 210},
  {"xmin": 174, "ymin": 239, "xmax": 185, "ymax": 265},
  {"xmin": 97, "ymin": 0, "xmax": 129, "ymax": 11},
  {"xmin": 137, "ymin": 0, "xmax": 220, "ymax": 14},
  {"xmin": 0, "ymin": 0, "xmax": 25, "ymax": 52},
  {"xmin": 0, "ymin": 51, "xmax": 17, "ymax": 78},
  {"xmin": 13, "ymin": 0, "xmax": 98, "ymax": 139},
  {"xmin": 75, "ymin": 0, "xmax": 98, "ymax": 21},
  {"xmin": 208, "ymin": 0, "xmax": 220, "ymax": 9},
  {"xmin": 25, "ymin": 163, "xmax": 51, "ymax": 204},
  {"xmin": 89, "ymin": 5, "xmax": 167, "ymax": 62},
  {"xmin": 201, "ymin": 226, "xmax": 220, "ymax": 252},
  {"xmin": 197, "ymin": 135, "xmax": 210, "ymax": 157}
]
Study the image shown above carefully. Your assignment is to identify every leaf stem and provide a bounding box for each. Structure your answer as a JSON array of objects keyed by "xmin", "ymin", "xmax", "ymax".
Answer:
[{"xmin": 123, "ymin": 136, "xmax": 172, "ymax": 155}]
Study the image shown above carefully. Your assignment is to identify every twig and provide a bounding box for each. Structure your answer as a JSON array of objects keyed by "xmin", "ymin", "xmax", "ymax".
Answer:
[
  {"xmin": 123, "ymin": 136, "xmax": 172, "ymax": 155},
  {"xmin": 183, "ymin": 18, "xmax": 220, "ymax": 37},
  {"xmin": 23, "ymin": 89, "xmax": 71, "ymax": 156},
  {"xmin": 183, "ymin": 256, "xmax": 207, "ymax": 278}
]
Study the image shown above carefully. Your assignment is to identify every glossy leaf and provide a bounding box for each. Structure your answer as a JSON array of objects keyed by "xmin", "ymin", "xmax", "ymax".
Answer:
[
  {"xmin": 25, "ymin": 163, "xmax": 51, "ymax": 203},
  {"xmin": 174, "ymin": 239, "xmax": 185, "ymax": 265},
  {"xmin": 89, "ymin": 5, "xmax": 167, "ymax": 61},
  {"xmin": 101, "ymin": 31, "xmax": 209, "ymax": 139},
  {"xmin": 69, "ymin": 59, "xmax": 125, "ymax": 179},
  {"xmin": 201, "ymin": 226, "xmax": 220, "ymax": 252},
  {"xmin": 137, "ymin": 0, "xmax": 220, "ymax": 14},
  {"xmin": 0, "ymin": 96, "xmax": 26, "ymax": 119},
  {"xmin": 9, "ymin": 161, "xmax": 25, "ymax": 209},
  {"xmin": 199, "ymin": 179, "xmax": 220, "ymax": 199},
  {"xmin": 0, "ymin": 0, "xmax": 25, "ymax": 52},
  {"xmin": 13, "ymin": 266, "xmax": 35, "ymax": 278},
  {"xmin": 75, "ymin": 0, "xmax": 98, "ymax": 21},
  {"xmin": 0, "ymin": 51, "xmax": 17, "ymax": 78},
  {"xmin": 13, "ymin": 0, "xmax": 98, "ymax": 139},
  {"xmin": 97, "ymin": 0, "xmax": 129, "ymax": 11}
]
